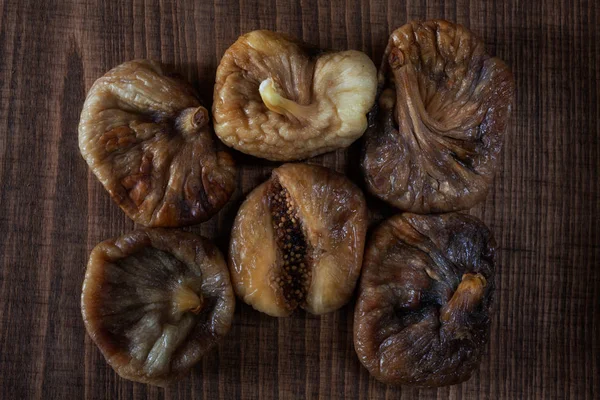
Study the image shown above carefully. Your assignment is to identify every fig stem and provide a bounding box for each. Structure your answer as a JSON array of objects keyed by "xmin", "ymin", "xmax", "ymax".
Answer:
[
  {"xmin": 177, "ymin": 106, "xmax": 209, "ymax": 137},
  {"xmin": 259, "ymin": 78, "xmax": 314, "ymax": 120},
  {"xmin": 173, "ymin": 285, "xmax": 204, "ymax": 314},
  {"xmin": 440, "ymin": 273, "xmax": 486, "ymax": 322}
]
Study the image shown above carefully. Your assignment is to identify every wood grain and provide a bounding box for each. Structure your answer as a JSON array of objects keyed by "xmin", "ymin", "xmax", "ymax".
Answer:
[{"xmin": 0, "ymin": 0, "xmax": 598, "ymax": 399}]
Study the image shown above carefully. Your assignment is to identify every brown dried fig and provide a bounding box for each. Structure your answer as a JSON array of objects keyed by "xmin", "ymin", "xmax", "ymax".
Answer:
[
  {"xmin": 79, "ymin": 60, "xmax": 236, "ymax": 227},
  {"xmin": 229, "ymin": 163, "xmax": 368, "ymax": 316},
  {"xmin": 362, "ymin": 20, "xmax": 514, "ymax": 212},
  {"xmin": 213, "ymin": 30, "xmax": 377, "ymax": 161},
  {"xmin": 354, "ymin": 213, "xmax": 495, "ymax": 387},
  {"xmin": 81, "ymin": 229, "xmax": 235, "ymax": 386}
]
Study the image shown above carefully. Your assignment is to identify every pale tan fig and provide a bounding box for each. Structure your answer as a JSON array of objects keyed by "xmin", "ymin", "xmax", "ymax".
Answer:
[{"xmin": 213, "ymin": 30, "xmax": 377, "ymax": 161}]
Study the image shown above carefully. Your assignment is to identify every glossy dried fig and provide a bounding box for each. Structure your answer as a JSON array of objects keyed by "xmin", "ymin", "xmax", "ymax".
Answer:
[
  {"xmin": 362, "ymin": 20, "xmax": 514, "ymax": 212},
  {"xmin": 213, "ymin": 30, "xmax": 377, "ymax": 161},
  {"xmin": 79, "ymin": 60, "xmax": 236, "ymax": 227},
  {"xmin": 354, "ymin": 213, "xmax": 495, "ymax": 387},
  {"xmin": 229, "ymin": 163, "xmax": 368, "ymax": 316},
  {"xmin": 81, "ymin": 229, "xmax": 235, "ymax": 386}
]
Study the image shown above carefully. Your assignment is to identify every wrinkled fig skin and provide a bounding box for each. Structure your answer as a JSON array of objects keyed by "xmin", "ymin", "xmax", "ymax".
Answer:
[
  {"xmin": 362, "ymin": 20, "xmax": 515, "ymax": 212},
  {"xmin": 229, "ymin": 163, "xmax": 368, "ymax": 316},
  {"xmin": 213, "ymin": 30, "xmax": 377, "ymax": 161},
  {"xmin": 354, "ymin": 213, "xmax": 495, "ymax": 387},
  {"xmin": 79, "ymin": 60, "xmax": 236, "ymax": 227},
  {"xmin": 81, "ymin": 229, "xmax": 235, "ymax": 386}
]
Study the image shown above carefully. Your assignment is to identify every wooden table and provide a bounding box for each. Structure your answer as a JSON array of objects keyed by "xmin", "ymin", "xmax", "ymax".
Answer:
[{"xmin": 0, "ymin": 0, "xmax": 598, "ymax": 399}]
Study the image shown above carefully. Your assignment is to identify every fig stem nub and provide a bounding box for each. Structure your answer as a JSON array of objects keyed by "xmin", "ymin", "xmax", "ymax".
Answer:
[
  {"xmin": 440, "ymin": 273, "xmax": 487, "ymax": 322},
  {"xmin": 173, "ymin": 284, "xmax": 204, "ymax": 315},
  {"xmin": 259, "ymin": 78, "xmax": 312, "ymax": 120},
  {"xmin": 178, "ymin": 106, "xmax": 209, "ymax": 138}
]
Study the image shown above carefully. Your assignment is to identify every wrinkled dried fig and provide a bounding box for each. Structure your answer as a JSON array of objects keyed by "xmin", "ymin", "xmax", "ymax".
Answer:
[
  {"xmin": 81, "ymin": 229, "xmax": 235, "ymax": 386},
  {"xmin": 229, "ymin": 163, "xmax": 368, "ymax": 316},
  {"xmin": 362, "ymin": 20, "xmax": 514, "ymax": 212},
  {"xmin": 79, "ymin": 60, "xmax": 236, "ymax": 227},
  {"xmin": 213, "ymin": 30, "xmax": 377, "ymax": 161},
  {"xmin": 354, "ymin": 213, "xmax": 495, "ymax": 387}
]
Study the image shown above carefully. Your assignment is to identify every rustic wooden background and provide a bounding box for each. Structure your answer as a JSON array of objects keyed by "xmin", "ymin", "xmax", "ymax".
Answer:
[{"xmin": 0, "ymin": 0, "xmax": 598, "ymax": 399}]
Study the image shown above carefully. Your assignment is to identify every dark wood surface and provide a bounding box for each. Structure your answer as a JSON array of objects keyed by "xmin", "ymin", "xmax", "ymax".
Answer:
[{"xmin": 0, "ymin": 0, "xmax": 598, "ymax": 399}]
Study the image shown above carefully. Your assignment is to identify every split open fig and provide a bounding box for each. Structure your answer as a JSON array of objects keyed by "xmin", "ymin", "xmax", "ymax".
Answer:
[{"xmin": 229, "ymin": 163, "xmax": 368, "ymax": 316}]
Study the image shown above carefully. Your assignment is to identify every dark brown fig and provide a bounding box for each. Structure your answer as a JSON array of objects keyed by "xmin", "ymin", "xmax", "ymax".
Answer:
[
  {"xmin": 79, "ymin": 60, "xmax": 236, "ymax": 227},
  {"xmin": 362, "ymin": 20, "xmax": 514, "ymax": 213},
  {"xmin": 81, "ymin": 229, "xmax": 235, "ymax": 386},
  {"xmin": 229, "ymin": 163, "xmax": 368, "ymax": 316},
  {"xmin": 354, "ymin": 212, "xmax": 495, "ymax": 387}
]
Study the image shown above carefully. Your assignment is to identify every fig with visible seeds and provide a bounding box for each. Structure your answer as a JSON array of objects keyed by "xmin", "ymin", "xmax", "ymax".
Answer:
[
  {"xmin": 81, "ymin": 229, "xmax": 235, "ymax": 386},
  {"xmin": 213, "ymin": 30, "xmax": 377, "ymax": 161},
  {"xmin": 354, "ymin": 213, "xmax": 495, "ymax": 387},
  {"xmin": 362, "ymin": 20, "xmax": 514, "ymax": 212},
  {"xmin": 79, "ymin": 60, "xmax": 236, "ymax": 227},
  {"xmin": 229, "ymin": 163, "xmax": 368, "ymax": 316}
]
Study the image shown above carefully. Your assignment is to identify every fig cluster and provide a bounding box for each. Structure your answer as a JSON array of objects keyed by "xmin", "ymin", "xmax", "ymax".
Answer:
[{"xmin": 78, "ymin": 20, "xmax": 513, "ymax": 387}]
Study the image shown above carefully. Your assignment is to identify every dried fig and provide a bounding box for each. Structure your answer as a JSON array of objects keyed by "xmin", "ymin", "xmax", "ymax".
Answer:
[
  {"xmin": 229, "ymin": 163, "xmax": 368, "ymax": 316},
  {"xmin": 81, "ymin": 229, "xmax": 235, "ymax": 386},
  {"xmin": 362, "ymin": 20, "xmax": 514, "ymax": 212},
  {"xmin": 213, "ymin": 30, "xmax": 377, "ymax": 161},
  {"xmin": 354, "ymin": 213, "xmax": 495, "ymax": 387},
  {"xmin": 79, "ymin": 60, "xmax": 236, "ymax": 227}
]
